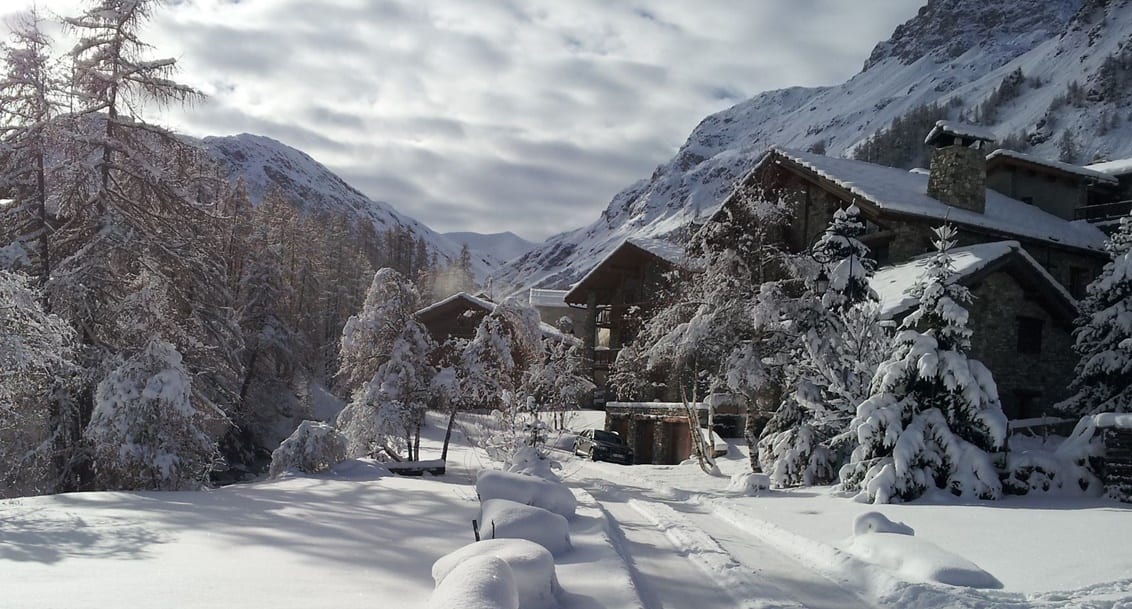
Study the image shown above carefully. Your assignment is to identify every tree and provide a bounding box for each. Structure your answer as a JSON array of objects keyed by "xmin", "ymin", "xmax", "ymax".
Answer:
[
  {"xmin": 1057, "ymin": 212, "xmax": 1132, "ymax": 415},
  {"xmin": 336, "ymin": 321, "xmax": 435, "ymax": 461},
  {"xmin": 86, "ymin": 339, "xmax": 226, "ymax": 490},
  {"xmin": 520, "ymin": 338, "xmax": 595, "ymax": 433},
  {"xmin": 0, "ymin": 8, "xmax": 62, "ymax": 286},
  {"xmin": 335, "ymin": 268, "xmax": 420, "ymax": 397},
  {"xmin": 267, "ymin": 421, "xmax": 348, "ymax": 478},
  {"xmin": 759, "ymin": 205, "xmax": 886, "ymax": 487},
  {"xmin": 0, "ymin": 271, "xmax": 82, "ymax": 497},
  {"xmin": 839, "ymin": 225, "xmax": 1008, "ymax": 503}
]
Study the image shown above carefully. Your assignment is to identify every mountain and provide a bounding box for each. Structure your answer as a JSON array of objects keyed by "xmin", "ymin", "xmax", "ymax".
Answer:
[
  {"xmin": 442, "ymin": 231, "xmax": 538, "ymax": 266},
  {"xmin": 201, "ymin": 133, "xmax": 496, "ymax": 279},
  {"xmin": 493, "ymin": 0, "xmax": 1132, "ymax": 293}
]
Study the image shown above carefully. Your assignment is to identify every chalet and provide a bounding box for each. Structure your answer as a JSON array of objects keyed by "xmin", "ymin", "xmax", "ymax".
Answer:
[
  {"xmin": 562, "ymin": 238, "xmax": 686, "ymax": 401},
  {"xmin": 413, "ymin": 291, "xmax": 578, "ymax": 346},
  {"xmin": 527, "ymin": 288, "xmax": 585, "ymax": 335},
  {"xmin": 1081, "ymin": 157, "xmax": 1132, "ymax": 230},
  {"xmin": 570, "ymin": 121, "xmax": 1121, "ymax": 463}
]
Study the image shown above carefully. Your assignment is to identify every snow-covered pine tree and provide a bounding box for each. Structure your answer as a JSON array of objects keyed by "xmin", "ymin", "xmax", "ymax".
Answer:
[
  {"xmin": 268, "ymin": 421, "xmax": 348, "ymax": 479},
  {"xmin": 86, "ymin": 339, "xmax": 226, "ymax": 490},
  {"xmin": 0, "ymin": 8, "xmax": 62, "ymax": 284},
  {"xmin": 520, "ymin": 338, "xmax": 595, "ymax": 435},
  {"xmin": 839, "ymin": 224, "xmax": 1008, "ymax": 503},
  {"xmin": 759, "ymin": 205, "xmax": 886, "ymax": 487},
  {"xmin": 336, "ymin": 321, "xmax": 435, "ymax": 461},
  {"xmin": 0, "ymin": 271, "xmax": 82, "ymax": 497},
  {"xmin": 1057, "ymin": 211, "xmax": 1132, "ymax": 415},
  {"xmin": 335, "ymin": 268, "xmax": 420, "ymax": 397}
]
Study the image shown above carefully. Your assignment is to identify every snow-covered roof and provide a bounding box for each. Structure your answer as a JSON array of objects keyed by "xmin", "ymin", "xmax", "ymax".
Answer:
[
  {"xmin": 414, "ymin": 291, "xmax": 578, "ymax": 344},
  {"xmin": 870, "ymin": 241, "xmax": 1075, "ymax": 319},
  {"xmin": 924, "ymin": 120, "xmax": 997, "ymax": 145},
  {"xmin": 773, "ymin": 148, "xmax": 1107, "ymax": 252},
  {"xmin": 1084, "ymin": 157, "xmax": 1132, "ymax": 177},
  {"xmin": 0, "ymin": 199, "xmax": 13, "ymax": 207},
  {"xmin": 627, "ymin": 237, "xmax": 685, "ymax": 266},
  {"xmin": 987, "ymin": 149, "xmax": 1118, "ymax": 185},
  {"xmin": 529, "ymin": 288, "xmax": 569, "ymax": 308},
  {"xmin": 605, "ymin": 401, "xmax": 709, "ymax": 411}
]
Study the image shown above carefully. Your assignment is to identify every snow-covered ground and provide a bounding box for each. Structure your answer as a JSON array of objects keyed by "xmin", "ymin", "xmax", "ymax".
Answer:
[{"xmin": 2, "ymin": 413, "xmax": 1129, "ymax": 609}]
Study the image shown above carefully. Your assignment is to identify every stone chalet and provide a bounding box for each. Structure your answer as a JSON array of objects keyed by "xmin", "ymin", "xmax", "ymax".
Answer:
[{"xmin": 568, "ymin": 121, "xmax": 1122, "ymax": 463}]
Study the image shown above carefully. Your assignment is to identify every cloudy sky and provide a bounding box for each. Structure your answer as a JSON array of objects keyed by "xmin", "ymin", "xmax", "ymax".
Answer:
[{"xmin": 4, "ymin": 0, "xmax": 920, "ymax": 242}]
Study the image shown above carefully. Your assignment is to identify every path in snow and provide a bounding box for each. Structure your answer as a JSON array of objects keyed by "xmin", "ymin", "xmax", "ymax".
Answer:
[{"xmin": 577, "ymin": 468, "xmax": 874, "ymax": 609}]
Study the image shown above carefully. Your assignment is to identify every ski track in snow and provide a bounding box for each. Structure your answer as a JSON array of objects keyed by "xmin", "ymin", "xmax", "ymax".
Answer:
[{"xmin": 577, "ymin": 468, "xmax": 873, "ymax": 609}]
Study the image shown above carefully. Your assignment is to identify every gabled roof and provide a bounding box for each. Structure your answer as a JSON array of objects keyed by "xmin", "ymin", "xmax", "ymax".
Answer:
[
  {"xmin": 529, "ymin": 288, "xmax": 569, "ymax": 308},
  {"xmin": 564, "ymin": 237, "xmax": 685, "ymax": 306},
  {"xmin": 770, "ymin": 148, "xmax": 1107, "ymax": 253},
  {"xmin": 414, "ymin": 291, "xmax": 578, "ymax": 344},
  {"xmin": 1085, "ymin": 157, "xmax": 1132, "ymax": 177},
  {"xmin": 870, "ymin": 241, "xmax": 1077, "ymax": 324},
  {"xmin": 987, "ymin": 149, "xmax": 1118, "ymax": 185}
]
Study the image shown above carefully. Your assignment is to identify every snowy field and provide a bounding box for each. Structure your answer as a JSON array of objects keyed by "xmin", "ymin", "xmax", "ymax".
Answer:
[{"xmin": 1, "ymin": 411, "xmax": 1129, "ymax": 609}]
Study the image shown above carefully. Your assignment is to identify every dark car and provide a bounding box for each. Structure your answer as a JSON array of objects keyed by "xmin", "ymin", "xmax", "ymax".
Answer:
[{"xmin": 573, "ymin": 429, "xmax": 634, "ymax": 464}]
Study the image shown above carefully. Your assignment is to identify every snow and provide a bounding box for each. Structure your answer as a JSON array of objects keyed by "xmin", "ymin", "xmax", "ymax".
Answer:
[
  {"xmin": 846, "ymin": 532, "xmax": 1003, "ymax": 589},
  {"xmin": 626, "ymin": 237, "xmax": 685, "ymax": 266},
  {"xmin": 853, "ymin": 512, "xmax": 914, "ymax": 536},
  {"xmin": 432, "ymin": 539, "xmax": 559, "ymax": 609},
  {"xmin": 868, "ymin": 240, "xmax": 1074, "ymax": 319},
  {"xmin": 924, "ymin": 120, "xmax": 998, "ymax": 145},
  {"xmin": 1085, "ymin": 157, "xmax": 1132, "ymax": 176},
  {"xmin": 774, "ymin": 148, "xmax": 1107, "ymax": 252},
  {"xmin": 479, "ymin": 498, "xmax": 572, "ymax": 556},
  {"xmin": 475, "ymin": 469, "xmax": 577, "ymax": 519},
  {"xmin": 1093, "ymin": 412, "xmax": 1132, "ymax": 429},
  {"xmin": 428, "ymin": 555, "xmax": 520, "ymax": 609},
  {"xmin": 987, "ymin": 149, "xmax": 1119, "ymax": 184}
]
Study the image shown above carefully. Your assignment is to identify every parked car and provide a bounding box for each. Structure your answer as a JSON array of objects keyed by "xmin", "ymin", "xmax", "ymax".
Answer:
[{"xmin": 573, "ymin": 429, "xmax": 634, "ymax": 464}]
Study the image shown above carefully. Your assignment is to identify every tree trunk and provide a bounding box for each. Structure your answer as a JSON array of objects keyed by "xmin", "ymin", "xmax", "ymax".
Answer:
[{"xmin": 441, "ymin": 402, "xmax": 459, "ymax": 463}]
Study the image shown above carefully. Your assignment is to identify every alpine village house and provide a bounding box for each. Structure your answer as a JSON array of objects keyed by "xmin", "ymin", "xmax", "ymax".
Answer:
[{"xmin": 547, "ymin": 121, "xmax": 1128, "ymax": 465}]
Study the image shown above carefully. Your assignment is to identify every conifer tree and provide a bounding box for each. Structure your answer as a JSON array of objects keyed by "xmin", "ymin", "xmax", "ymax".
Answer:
[
  {"xmin": 1058, "ymin": 212, "xmax": 1132, "ymax": 415},
  {"xmin": 839, "ymin": 225, "xmax": 1007, "ymax": 503},
  {"xmin": 335, "ymin": 268, "xmax": 420, "ymax": 397}
]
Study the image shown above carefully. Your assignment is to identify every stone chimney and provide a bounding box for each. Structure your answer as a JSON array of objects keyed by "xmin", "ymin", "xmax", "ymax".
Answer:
[{"xmin": 924, "ymin": 120, "xmax": 996, "ymax": 214}]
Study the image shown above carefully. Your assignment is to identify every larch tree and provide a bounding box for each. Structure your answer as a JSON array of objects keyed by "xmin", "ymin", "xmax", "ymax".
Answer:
[
  {"xmin": 335, "ymin": 267, "xmax": 420, "ymax": 397},
  {"xmin": 1057, "ymin": 211, "xmax": 1132, "ymax": 415},
  {"xmin": 839, "ymin": 224, "xmax": 1008, "ymax": 503},
  {"xmin": 0, "ymin": 8, "xmax": 62, "ymax": 285}
]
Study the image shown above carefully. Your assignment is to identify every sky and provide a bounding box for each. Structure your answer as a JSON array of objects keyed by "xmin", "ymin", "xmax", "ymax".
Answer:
[{"xmin": 3, "ymin": 0, "xmax": 922, "ymax": 242}]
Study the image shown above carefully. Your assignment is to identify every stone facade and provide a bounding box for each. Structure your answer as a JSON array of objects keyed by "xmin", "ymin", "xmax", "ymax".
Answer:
[
  {"xmin": 928, "ymin": 145, "xmax": 987, "ymax": 214},
  {"xmin": 965, "ymin": 271, "xmax": 1077, "ymax": 419}
]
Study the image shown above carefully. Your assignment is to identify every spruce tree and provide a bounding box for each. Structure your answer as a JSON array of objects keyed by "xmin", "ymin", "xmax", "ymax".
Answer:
[
  {"xmin": 839, "ymin": 224, "xmax": 1007, "ymax": 503},
  {"xmin": 1057, "ymin": 212, "xmax": 1132, "ymax": 415}
]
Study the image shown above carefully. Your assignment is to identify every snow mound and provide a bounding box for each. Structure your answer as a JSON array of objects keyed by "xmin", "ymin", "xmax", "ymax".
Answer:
[
  {"xmin": 506, "ymin": 447, "xmax": 561, "ymax": 482},
  {"xmin": 845, "ymin": 532, "xmax": 1002, "ymax": 589},
  {"xmin": 480, "ymin": 499, "xmax": 571, "ymax": 556},
  {"xmin": 428, "ymin": 555, "xmax": 519, "ymax": 609},
  {"xmin": 853, "ymin": 512, "xmax": 915, "ymax": 536},
  {"xmin": 726, "ymin": 472, "xmax": 770, "ymax": 494},
  {"xmin": 476, "ymin": 469, "xmax": 577, "ymax": 519},
  {"xmin": 328, "ymin": 458, "xmax": 390, "ymax": 480},
  {"xmin": 433, "ymin": 539, "xmax": 559, "ymax": 609}
]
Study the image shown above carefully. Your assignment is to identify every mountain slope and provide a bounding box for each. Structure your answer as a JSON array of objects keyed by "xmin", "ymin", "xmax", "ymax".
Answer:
[
  {"xmin": 201, "ymin": 133, "xmax": 495, "ymax": 279},
  {"xmin": 494, "ymin": 0, "xmax": 1132, "ymax": 293},
  {"xmin": 442, "ymin": 231, "xmax": 537, "ymax": 266}
]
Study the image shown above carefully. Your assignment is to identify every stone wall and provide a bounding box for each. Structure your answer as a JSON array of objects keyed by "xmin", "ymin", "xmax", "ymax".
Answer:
[{"xmin": 967, "ymin": 271, "xmax": 1077, "ymax": 418}]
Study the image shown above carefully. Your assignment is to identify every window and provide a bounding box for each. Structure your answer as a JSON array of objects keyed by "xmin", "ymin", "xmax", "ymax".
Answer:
[
  {"xmin": 1016, "ymin": 316, "xmax": 1044, "ymax": 354},
  {"xmin": 1070, "ymin": 266, "xmax": 1090, "ymax": 299}
]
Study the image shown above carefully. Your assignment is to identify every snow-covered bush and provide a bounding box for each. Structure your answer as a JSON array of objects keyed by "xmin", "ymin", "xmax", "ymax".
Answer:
[
  {"xmin": 1003, "ymin": 416, "xmax": 1106, "ymax": 496},
  {"xmin": 839, "ymin": 225, "xmax": 1008, "ymax": 503},
  {"xmin": 476, "ymin": 469, "xmax": 577, "ymax": 519},
  {"xmin": 428, "ymin": 555, "xmax": 519, "ymax": 609},
  {"xmin": 1057, "ymin": 212, "xmax": 1132, "ymax": 416},
  {"xmin": 506, "ymin": 446, "xmax": 561, "ymax": 482},
  {"xmin": 267, "ymin": 420, "xmax": 348, "ymax": 478},
  {"xmin": 86, "ymin": 339, "xmax": 226, "ymax": 491},
  {"xmin": 853, "ymin": 512, "xmax": 914, "ymax": 536},
  {"xmin": 479, "ymin": 498, "xmax": 571, "ymax": 556},
  {"xmin": 432, "ymin": 539, "xmax": 559, "ymax": 609}
]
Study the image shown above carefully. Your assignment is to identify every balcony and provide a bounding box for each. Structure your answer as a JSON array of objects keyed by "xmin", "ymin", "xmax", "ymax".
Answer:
[{"xmin": 1075, "ymin": 200, "xmax": 1132, "ymax": 222}]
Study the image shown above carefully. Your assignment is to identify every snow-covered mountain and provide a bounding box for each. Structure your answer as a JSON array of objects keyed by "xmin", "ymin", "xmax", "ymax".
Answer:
[
  {"xmin": 442, "ymin": 231, "xmax": 538, "ymax": 266},
  {"xmin": 493, "ymin": 0, "xmax": 1132, "ymax": 293},
  {"xmin": 201, "ymin": 133, "xmax": 495, "ymax": 279}
]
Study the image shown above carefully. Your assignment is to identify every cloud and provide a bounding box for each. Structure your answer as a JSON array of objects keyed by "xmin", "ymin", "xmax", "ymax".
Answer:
[{"xmin": 10, "ymin": 0, "xmax": 921, "ymax": 241}]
